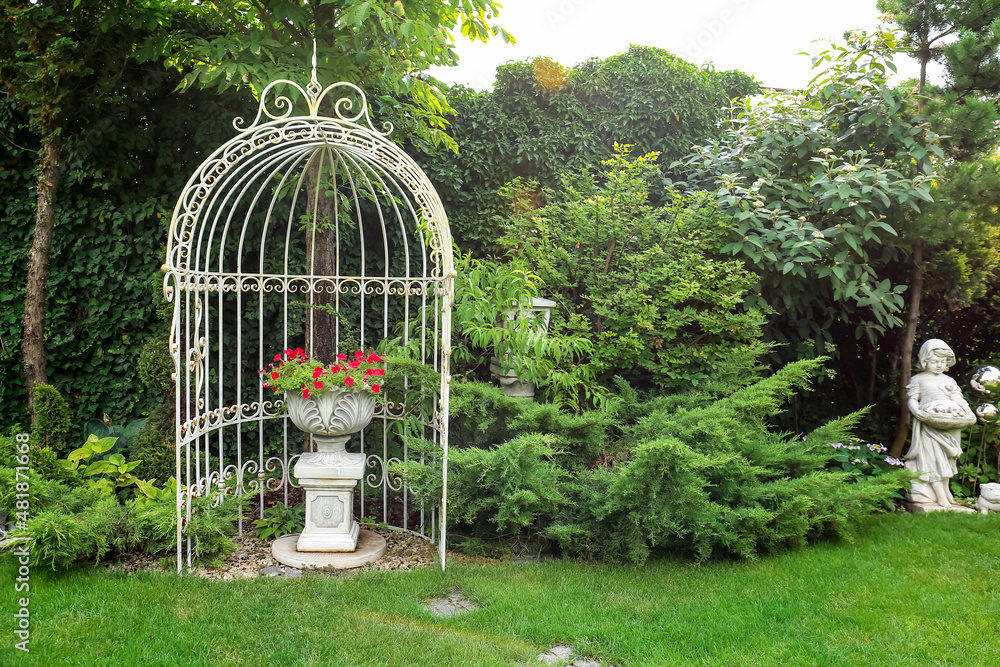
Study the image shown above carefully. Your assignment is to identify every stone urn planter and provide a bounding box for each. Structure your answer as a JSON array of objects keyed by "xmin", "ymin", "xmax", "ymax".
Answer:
[
  {"xmin": 287, "ymin": 388, "xmax": 375, "ymax": 552},
  {"xmin": 490, "ymin": 296, "xmax": 557, "ymax": 400}
]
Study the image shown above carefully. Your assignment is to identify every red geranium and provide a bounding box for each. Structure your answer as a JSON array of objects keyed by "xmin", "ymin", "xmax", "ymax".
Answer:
[{"xmin": 262, "ymin": 347, "xmax": 387, "ymax": 399}]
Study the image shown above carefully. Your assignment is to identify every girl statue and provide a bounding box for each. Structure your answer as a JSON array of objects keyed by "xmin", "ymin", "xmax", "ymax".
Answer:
[{"xmin": 904, "ymin": 339, "xmax": 976, "ymax": 509}]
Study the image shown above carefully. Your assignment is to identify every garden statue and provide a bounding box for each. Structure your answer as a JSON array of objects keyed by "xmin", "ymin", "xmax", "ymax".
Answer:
[
  {"xmin": 903, "ymin": 339, "xmax": 977, "ymax": 511},
  {"xmin": 976, "ymin": 483, "xmax": 1000, "ymax": 514}
]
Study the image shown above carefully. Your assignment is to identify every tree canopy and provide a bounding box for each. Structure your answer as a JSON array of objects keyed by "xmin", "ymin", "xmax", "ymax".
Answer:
[
  {"xmin": 418, "ymin": 46, "xmax": 759, "ymax": 256},
  {"xmin": 174, "ymin": 0, "xmax": 513, "ymax": 150}
]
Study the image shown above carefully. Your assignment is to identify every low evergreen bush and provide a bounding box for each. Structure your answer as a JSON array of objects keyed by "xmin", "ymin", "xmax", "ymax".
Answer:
[
  {"xmin": 402, "ymin": 360, "xmax": 914, "ymax": 564},
  {"xmin": 30, "ymin": 383, "xmax": 71, "ymax": 454}
]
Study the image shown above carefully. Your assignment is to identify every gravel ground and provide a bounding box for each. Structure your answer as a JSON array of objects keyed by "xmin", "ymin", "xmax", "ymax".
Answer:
[{"xmin": 106, "ymin": 527, "xmax": 438, "ymax": 580}]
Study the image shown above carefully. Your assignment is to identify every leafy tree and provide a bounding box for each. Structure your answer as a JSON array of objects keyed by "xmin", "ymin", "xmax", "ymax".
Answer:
[
  {"xmin": 175, "ymin": 0, "xmax": 513, "ymax": 151},
  {"xmin": 878, "ymin": 1, "xmax": 1000, "ymax": 455},
  {"xmin": 500, "ymin": 147, "xmax": 768, "ymax": 399},
  {"xmin": 675, "ymin": 31, "xmax": 937, "ymax": 370},
  {"xmin": 418, "ymin": 47, "xmax": 759, "ymax": 256},
  {"xmin": 0, "ymin": 0, "xmax": 188, "ymax": 422}
]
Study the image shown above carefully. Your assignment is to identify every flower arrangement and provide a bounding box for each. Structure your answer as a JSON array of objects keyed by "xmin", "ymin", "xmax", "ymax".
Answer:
[{"xmin": 259, "ymin": 347, "xmax": 386, "ymax": 400}]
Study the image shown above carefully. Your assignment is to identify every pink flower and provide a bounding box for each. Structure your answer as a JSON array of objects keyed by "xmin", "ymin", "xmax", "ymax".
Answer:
[
  {"xmin": 337, "ymin": 353, "xmax": 347, "ymax": 361},
  {"xmin": 314, "ymin": 380, "xmax": 323, "ymax": 390},
  {"xmin": 344, "ymin": 376, "xmax": 355, "ymax": 387},
  {"xmin": 262, "ymin": 382, "xmax": 270, "ymax": 388},
  {"xmin": 371, "ymin": 384, "xmax": 380, "ymax": 393},
  {"xmin": 349, "ymin": 360, "xmax": 360, "ymax": 370},
  {"xmin": 302, "ymin": 388, "xmax": 311, "ymax": 399}
]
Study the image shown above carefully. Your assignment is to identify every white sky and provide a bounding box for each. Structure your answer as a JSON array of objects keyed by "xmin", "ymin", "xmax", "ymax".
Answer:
[{"xmin": 430, "ymin": 0, "xmax": 929, "ymax": 90}]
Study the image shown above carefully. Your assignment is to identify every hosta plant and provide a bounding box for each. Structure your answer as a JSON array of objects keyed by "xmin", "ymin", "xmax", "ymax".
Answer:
[
  {"xmin": 64, "ymin": 435, "xmax": 144, "ymax": 495},
  {"xmin": 253, "ymin": 502, "xmax": 305, "ymax": 541}
]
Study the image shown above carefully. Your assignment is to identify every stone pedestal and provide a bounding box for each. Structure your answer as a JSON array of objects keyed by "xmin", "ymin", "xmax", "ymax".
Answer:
[{"xmin": 293, "ymin": 435, "xmax": 365, "ymax": 552}]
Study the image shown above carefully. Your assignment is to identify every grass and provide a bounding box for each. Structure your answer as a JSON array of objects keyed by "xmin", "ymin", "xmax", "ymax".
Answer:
[{"xmin": 2, "ymin": 511, "xmax": 999, "ymax": 666}]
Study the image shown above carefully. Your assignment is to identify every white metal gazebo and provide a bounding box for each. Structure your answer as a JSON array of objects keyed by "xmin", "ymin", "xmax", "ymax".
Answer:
[{"xmin": 162, "ymin": 62, "xmax": 453, "ymax": 572}]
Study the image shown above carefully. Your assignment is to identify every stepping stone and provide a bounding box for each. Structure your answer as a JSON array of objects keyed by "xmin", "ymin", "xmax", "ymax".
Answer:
[
  {"xmin": 425, "ymin": 591, "xmax": 476, "ymax": 617},
  {"xmin": 538, "ymin": 645, "xmax": 574, "ymax": 664}
]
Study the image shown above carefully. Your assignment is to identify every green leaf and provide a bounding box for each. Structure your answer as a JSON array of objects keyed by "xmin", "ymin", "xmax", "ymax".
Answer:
[{"xmin": 83, "ymin": 460, "xmax": 118, "ymax": 477}]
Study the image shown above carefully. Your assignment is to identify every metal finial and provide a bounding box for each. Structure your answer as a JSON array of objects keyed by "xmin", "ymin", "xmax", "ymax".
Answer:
[{"xmin": 311, "ymin": 39, "xmax": 319, "ymax": 86}]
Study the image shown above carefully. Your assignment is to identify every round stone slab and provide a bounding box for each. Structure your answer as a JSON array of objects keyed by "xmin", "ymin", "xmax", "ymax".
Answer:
[{"xmin": 272, "ymin": 529, "xmax": 386, "ymax": 570}]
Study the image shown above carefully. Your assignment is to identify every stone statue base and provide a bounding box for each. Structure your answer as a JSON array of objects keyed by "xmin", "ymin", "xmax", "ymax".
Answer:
[{"xmin": 904, "ymin": 500, "xmax": 975, "ymax": 514}]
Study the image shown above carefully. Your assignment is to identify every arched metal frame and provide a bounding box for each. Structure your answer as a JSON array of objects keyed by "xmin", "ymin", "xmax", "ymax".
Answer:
[{"xmin": 163, "ymin": 71, "xmax": 453, "ymax": 573}]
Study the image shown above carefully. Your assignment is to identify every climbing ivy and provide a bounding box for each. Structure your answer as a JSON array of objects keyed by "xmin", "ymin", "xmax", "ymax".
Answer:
[{"xmin": 0, "ymin": 78, "xmax": 248, "ymax": 431}]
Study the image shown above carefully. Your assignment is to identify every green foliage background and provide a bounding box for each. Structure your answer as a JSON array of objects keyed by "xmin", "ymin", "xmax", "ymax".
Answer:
[
  {"xmin": 416, "ymin": 47, "xmax": 760, "ymax": 257},
  {"xmin": 0, "ymin": 77, "xmax": 247, "ymax": 430}
]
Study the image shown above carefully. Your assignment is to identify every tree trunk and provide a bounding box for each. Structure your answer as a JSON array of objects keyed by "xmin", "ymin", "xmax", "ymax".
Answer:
[
  {"xmin": 890, "ymin": 237, "xmax": 924, "ymax": 458},
  {"xmin": 303, "ymin": 153, "xmax": 338, "ymax": 363},
  {"xmin": 22, "ymin": 134, "xmax": 62, "ymax": 424},
  {"xmin": 867, "ymin": 336, "xmax": 878, "ymax": 406}
]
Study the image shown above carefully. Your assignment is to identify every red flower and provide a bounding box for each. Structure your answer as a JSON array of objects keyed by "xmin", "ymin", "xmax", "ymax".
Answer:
[
  {"xmin": 377, "ymin": 368, "xmax": 386, "ymax": 376},
  {"xmin": 344, "ymin": 376, "xmax": 355, "ymax": 387},
  {"xmin": 348, "ymin": 360, "xmax": 360, "ymax": 370},
  {"xmin": 367, "ymin": 353, "xmax": 381, "ymax": 363},
  {"xmin": 271, "ymin": 371, "xmax": 279, "ymax": 380},
  {"xmin": 371, "ymin": 384, "xmax": 380, "ymax": 394},
  {"xmin": 273, "ymin": 353, "xmax": 282, "ymax": 362},
  {"xmin": 314, "ymin": 380, "xmax": 323, "ymax": 390},
  {"xmin": 295, "ymin": 347, "xmax": 305, "ymax": 355},
  {"xmin": 302, "ymin": 388, "xmax": 311, "ymax": 399},
  {"xmin": 365, "ymin": 368, "xmax": 374, "ymax": 376},
  {"xmin": 337, "ymin": 353, "xmax": 347, "ymax": 361},
  {"xmin": 312, "ymin": 366, "xmax": 326, "ymax": 379},
  {"xmin": 331, "ymin": 365, "xmax": 341, "ymax": 374},
  {"xmin": 355, "ymin": 350, "xmax": 365, "ymax": 360},
  {"xmin": 272, "ymin": 386, "xmax": 279, "ymax": 392}
]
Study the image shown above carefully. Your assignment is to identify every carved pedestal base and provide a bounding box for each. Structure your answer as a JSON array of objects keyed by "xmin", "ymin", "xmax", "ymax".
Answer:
[{"xmin": 293, "ymin": 446, "xmax": 365, "ymax": 552}]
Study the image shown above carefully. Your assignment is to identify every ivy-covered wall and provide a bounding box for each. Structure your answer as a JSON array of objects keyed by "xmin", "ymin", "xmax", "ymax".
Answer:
[{"xmin": 0, "ymin": 77, "xmax": 248, "ymax": 431}]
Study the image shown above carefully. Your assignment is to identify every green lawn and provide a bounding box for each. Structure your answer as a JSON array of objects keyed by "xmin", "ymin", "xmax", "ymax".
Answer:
[{"xmin": 2, "ymin": 511, "xmax": 999, "ymax": 666}]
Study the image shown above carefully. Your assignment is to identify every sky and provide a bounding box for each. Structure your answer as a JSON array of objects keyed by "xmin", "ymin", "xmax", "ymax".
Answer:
[{"xmin": 429, "ymin": 0, "xmax": 929, "ymax": 91}]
